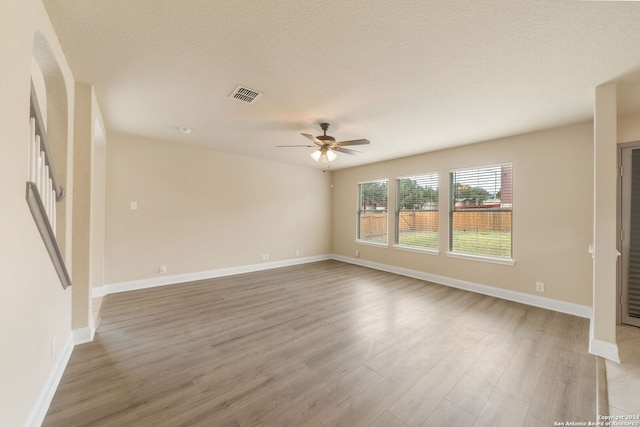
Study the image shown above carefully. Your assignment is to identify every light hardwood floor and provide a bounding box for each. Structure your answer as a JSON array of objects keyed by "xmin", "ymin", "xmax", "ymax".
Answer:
[{"xmin": 44, "ymin": 261, "xmax": 596, "ymax": 426}]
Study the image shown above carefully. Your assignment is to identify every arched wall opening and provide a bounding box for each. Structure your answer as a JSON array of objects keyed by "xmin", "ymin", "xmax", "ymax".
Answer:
[{"xmin": 31, "ymin": 30, "xmax": 72, "ymax": 267}]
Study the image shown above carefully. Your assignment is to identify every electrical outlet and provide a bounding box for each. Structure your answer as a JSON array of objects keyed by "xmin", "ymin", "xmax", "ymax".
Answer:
[
  {"xmin": 159, "ymin": 265, "xmax": 167, "ymax": 274},
  {"xmin": 130, "ymin": 201, "xmax": 138, "ymax": 211},
  {"xmin": 355, "ymin": 250, "xmax": 360, "ymax": 258},
  {"xmin": 261, "ymin": 254, "xmax": 266, "ymax": 261},
  {"xmin": 265, "ymin": 254, "xmax": 269, "ymax": 261},
  {"xmin": 536, "ymin": 282, "xmax": 545, "ymax": 292},
  {"xmin": 295, "ymin": 250, "xmax": 300, "ymax": 257}
]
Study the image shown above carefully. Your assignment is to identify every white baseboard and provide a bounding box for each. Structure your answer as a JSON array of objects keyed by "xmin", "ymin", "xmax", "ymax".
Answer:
[
  {"xmin": 105, "ymin": 254, "xmax": 592, "ymax": 319},
  {"xmin": 25, "ymin": 334, "xmax": 74, "ymax": 427},
  {"xmin": 331, "ymin": 254, "xmax": 593, "ymax": 319},
  {"xmin": 73, "ymin": 323, "xmax": 95, "ymax": 345},
  {"xmin": 588, "ymin": 317, "xmax": 620, "ymax": 363},
  {"xmin": 23, "ymin": 254, "xmax": 602, "ymax": 427},
  {"xmin": 589, "ymin": 337, "xmax": 620, "ymax": 363},
  {"xmin": 104, "ymin": 255, "xmax": 332, "ymax": 295},
  {"xmin": 92, "ymin": 286, "xmax": 106, "ymax": 298}
]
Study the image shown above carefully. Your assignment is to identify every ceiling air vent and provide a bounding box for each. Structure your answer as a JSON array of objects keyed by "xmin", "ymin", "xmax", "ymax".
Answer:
[{"xmin": 230, "ymin": 85, "xmax": 263, "ymax": 104}]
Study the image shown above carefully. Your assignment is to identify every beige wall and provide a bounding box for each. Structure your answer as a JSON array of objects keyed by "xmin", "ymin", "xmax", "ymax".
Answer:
[
  {"xmin": 90, "ymin": 93, "xmax": 107, "ymax": 291},
  {"xmin": 0, "ymin": 0, "xmax": 75, "ymax": 425},
  {"xmin": 72, "ymin": 82, "xmax": 106, "ymax": 332},
  {"xmin": 332, "ymin": 122, "xmax": 594, "ymax": 307},
  {"xmin": 2, "ymin": 3, "xmax": 634, "ymax": 424},
  {"xmin": 105, "ymin": 133, "xmax": 332, "ymax": 284},
  {"xmin": 591, "ymin": 83, "xmax": 619, "ymax": 360},
  {"xmin": 619, "ymin": 112, "xmax": 640, "ymax": 143}
]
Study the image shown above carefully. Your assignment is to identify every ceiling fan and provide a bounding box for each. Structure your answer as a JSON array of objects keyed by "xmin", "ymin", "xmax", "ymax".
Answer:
[{"xmin": 277, "ymin": 123, "xmax": 370, "ymax": 163}]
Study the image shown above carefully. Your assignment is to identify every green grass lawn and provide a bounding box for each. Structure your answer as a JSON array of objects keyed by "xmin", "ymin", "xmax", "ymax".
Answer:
[
  {"xmin": 450, "ymin": 231, "xmax": 511, "ymax": 257},
  {"xmin": 359, "ymin": 235, "xmax": 388, "ymax": 244},
  {"xmin": 398, "ymin": 230, "xmax": 511, "ymax": 257},
  {"xmin": 398, "ymin": 230, "xmax": 438, "ymax": 248}
]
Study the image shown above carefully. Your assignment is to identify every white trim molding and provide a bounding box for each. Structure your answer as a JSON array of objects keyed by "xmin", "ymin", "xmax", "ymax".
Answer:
[
  {"xmin": 445, "ymin": 251, "xmax": 516, "ymax": 266},
  {"xmin": 92, "ymin": 285, "xmax": 107, "ymax": 298},
  {"xmin": 104, "ymin": 255, "xmax": 332, "ymax": 295},
  {"xmin": 589, "ymin": 338, "xmax": 620, "ymax": 363},
  {"xmin": 25, "ymin": 334, "xmax": 74, "ymax": 427},
  {"xmin": 25, "ymin": 254, "xmax": 602, "ymax": 427},
  {"xmin": 331, "ymin": 254, "xmax": 592, "ymax": 319},
  {"xmin": 392, "ymin": 244, "xmax": 439, "ymax": 256},
  {"xmin": 99, "ymin": 254, "xmax": 590, "ymax": 319},
  {"xmin": 588, "ymin": 318, "xmax": 620, "ymax": 363},
  {"xmin": 73, "ymin": 323, "xmax": 96, "ymax": 345}
]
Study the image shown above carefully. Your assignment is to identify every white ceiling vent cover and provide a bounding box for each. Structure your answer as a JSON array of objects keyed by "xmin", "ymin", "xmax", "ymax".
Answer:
[{"xmin": 230, "ymin": 85, "xmax": 263, "ymax": 104}]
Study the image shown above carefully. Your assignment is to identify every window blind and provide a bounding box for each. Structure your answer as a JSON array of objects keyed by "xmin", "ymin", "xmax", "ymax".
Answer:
[
  {"xmin": 450, "ymin": 164, "xmax": 512, "ymax": 258},
  {"xmin": 396, "ymin": 174, "xmax": 439, "ymax": 250},
  {"xmin": 357, "ymin": 180, "xmax": 388, "ymax": 244}
]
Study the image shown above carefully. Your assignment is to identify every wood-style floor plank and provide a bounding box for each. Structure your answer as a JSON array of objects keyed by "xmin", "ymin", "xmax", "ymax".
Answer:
[{"xmin": 43, "ymin": 260, "xmax": 596, "ymax": 426}]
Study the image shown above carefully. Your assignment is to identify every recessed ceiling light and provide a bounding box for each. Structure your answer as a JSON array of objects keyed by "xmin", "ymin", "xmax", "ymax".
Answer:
[{"xmin": 179, "ymin": 127, "xmax": 192, "ymax": 134}]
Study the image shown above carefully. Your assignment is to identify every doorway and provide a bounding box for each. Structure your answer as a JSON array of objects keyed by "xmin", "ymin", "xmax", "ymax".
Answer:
[{"xmin": 619, "ymin": 143, "xmax": 640, "ymax": 328}]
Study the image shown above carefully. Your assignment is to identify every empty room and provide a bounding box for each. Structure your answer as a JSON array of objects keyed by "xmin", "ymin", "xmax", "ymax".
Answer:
[{"xmin": 2, "ymin": 1, "xmax": 640, "ymax": 426}]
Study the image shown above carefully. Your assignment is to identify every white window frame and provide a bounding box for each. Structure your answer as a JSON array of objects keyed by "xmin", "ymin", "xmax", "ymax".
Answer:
[
  {"xmin": 394, "ymin": 172, "xmax": 439, "ymax": 254},
  {"xmin": 356, "ymin": 179, "xmax": 389, "ymax": 246},
  {"xmin": 447, "ymin": 163, "xmax": 514, "ymax": 265}
]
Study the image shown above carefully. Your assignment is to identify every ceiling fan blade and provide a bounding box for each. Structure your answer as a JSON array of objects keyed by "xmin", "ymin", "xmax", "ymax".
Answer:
[
  {"xmin": 335, "ymin": 138, "xmax": 370, "ymax": 146},
  {"xmin": 276, "ymin": 145, "xmax": 316, "ymax": 147},
  {"xmin": 301, "ymin": 133, "xmax": 323, "ymax": 146},
  {"xmin": 333, "ymin": 147, "xmax": 362, "ymax": 156}
]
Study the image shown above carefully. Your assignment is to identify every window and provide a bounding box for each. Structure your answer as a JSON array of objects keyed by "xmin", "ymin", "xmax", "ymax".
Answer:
[
  {"xmin": 396, "ymin": 173, "xmax": 439, "ymax": 250},
  {"xmin": 357, "ymin": 180, "xmax": 388, "ymax": 244},
  {"xmin": 450, "ymin": 164, "xmax": 512, "ymax": 259}
]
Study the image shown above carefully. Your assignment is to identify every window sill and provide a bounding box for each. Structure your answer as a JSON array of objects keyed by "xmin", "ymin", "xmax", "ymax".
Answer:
[
  {"xmin": 446, "ymin": 251, "xmax": 515, "ymax": 266},
  {"xmin": 393, "ymin": 244, "xmax": 439, "ymax": 256},
  {"xmin": 355, "ymin": 240, "xmax": 389, "ymax": 248}
]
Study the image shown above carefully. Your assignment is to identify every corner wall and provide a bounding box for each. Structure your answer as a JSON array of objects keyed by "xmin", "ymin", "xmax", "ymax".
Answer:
[
  {"xmin": 0, "ymin": 0, "xmax": 75, "ymax": 425},
  {"xmin": 71, "ymin": 82, "xmax": 106, "ymax": 342},
  {"xmin": 105, "ymin": 133, "xmax": 332, "ymax": 285},
  {"xmin": 591, "ymin": 83, "xmax": 619, "ymax": 361}
]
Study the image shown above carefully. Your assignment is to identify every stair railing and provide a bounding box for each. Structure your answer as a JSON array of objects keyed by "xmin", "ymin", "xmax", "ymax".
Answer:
[{"xmin": 26, "ymin": 82, "xmax": 71, "ymax": 289}]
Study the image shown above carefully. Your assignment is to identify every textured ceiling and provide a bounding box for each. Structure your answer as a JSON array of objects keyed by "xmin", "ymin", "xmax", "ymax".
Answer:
[{"xmin": 43, "ymin": 0, "xmax": 640, "ymax": 170}]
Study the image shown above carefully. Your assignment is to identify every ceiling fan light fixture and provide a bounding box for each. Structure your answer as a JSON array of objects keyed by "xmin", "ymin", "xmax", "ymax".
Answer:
[
  {"xmin": 310, "ymin": 148, "xmax": 337, "ymax": 163},
  {"xmin": 281, "ymin": 122, "xmax": 369, "ymax": 163},
  {"xmin": 326, "ymin": 149, "xmax": 337, "ymax": 162}
]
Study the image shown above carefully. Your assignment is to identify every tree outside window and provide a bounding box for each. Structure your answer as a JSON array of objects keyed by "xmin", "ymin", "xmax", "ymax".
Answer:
[{"xmin": 357, "ymin": 180, "xmax": 388, "ymax": 244}]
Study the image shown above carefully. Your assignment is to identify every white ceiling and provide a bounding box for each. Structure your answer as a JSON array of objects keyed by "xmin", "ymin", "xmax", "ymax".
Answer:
[{"xmin": 43, "ymin": 0, "xmax": 640, "ymax": 170}]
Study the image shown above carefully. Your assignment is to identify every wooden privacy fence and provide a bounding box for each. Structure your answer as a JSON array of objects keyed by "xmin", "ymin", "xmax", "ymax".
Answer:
[
  {"xmin": 397, "ymin": 211, "xmax": 438, "ymax": 232},
  {"xmin": 452, "ymin": 211, "xmax": 511, "ymax": 233},
  {"xmin": 359, "ymin": 213, "xmax": 388, "ymax": 239},
  {"xmin": 359, "ymin": 211, "xmax": 512, "ymax": 239}
]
